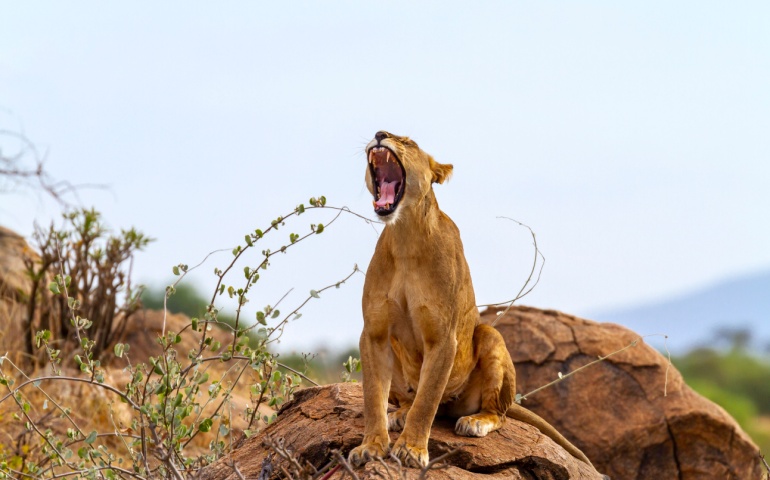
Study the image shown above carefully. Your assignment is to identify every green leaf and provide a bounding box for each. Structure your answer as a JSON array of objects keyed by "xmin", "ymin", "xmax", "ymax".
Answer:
[
  {"xmin": 199, "ymin": 418, "xmax": 213, "ymax": 433},
  {"xmin": 271, "ymin": 309, "xmax": 280, "ymax": 319},
  {"xmin": 245, "ymin": 235, "xmax": 253, "ymax": 247},
  {"xmin": 196, "ymin": 372, "xmax": 210, "ymax": 385},
  {"xmin": 256, "ymin": 311, "xmax": 266, "ymax": 325},
  {"xmin": 310, "ymin": 290, "xmax": 320, "ymax": 299},
  {"xmin": 48, "ymin": 281, "xmax": 60, "ymax": 295},
  {"xmin": 315, "ymin": 223, "xmax": 324, "ymax": 234},
  {"xmin": 172, "ymin": 266, "xmax": 180, "ymax": 276},
  {"xmin": 114, "ymin": 343, "xmax": 125, "ymax": 358},
  {"xmin": 85, "ymin": 430, "xmax": 97, "ymax": 444}
]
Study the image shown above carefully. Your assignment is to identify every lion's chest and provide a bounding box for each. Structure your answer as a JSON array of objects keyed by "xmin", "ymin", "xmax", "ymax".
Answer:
[{"xmin": 364, "ymin": 263, "xmax": 473, "ymax": 401}]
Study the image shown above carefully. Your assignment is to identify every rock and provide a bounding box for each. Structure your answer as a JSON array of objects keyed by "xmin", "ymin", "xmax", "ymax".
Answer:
[
  {"xmin": 201, "ymin": 383, "xmax": 604, "ymax": 479},
  {"xmin": 481, "ymin": 305, "xmax": 763, "ymax": 479},
  {"xmin": 0, "ymin": 227, "xmax": 38, "ymax": 361},
  {"xmin": 0, "ymin": 226, "xmax": 36, "ymax": 300}
]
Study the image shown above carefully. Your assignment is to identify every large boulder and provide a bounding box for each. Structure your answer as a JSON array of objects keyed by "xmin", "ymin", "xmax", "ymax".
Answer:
[
  {"xmin": 482, "ymin": 305, "xmax": 763, "ymax": 479},
  {"xmin": 201, "ymin": 382, "xmax": 604, "ymax": 479}
]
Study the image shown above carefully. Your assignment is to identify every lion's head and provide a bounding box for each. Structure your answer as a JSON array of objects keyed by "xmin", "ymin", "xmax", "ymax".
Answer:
[{"xmin": 365, "ymin": 131, "xmax": 453, "ymax": 221}]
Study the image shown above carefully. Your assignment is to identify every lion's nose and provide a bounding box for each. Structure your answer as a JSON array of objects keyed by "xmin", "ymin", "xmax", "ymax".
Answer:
[{"xmin": 374, "ymin": 131, "xmax": 389, "ymax": 142}]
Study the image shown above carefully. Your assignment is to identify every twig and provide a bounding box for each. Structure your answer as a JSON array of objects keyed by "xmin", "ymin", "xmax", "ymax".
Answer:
[
  {"xmin": 760, "ymin": 452, "xmax": 770, "ymax": 478},
  {"xmin": 320, "ymin": 464, "xmax": 342, "ymax": 480},
  {"xmin": 518, "ymin": 333, "xmax": 672, "ymax": 403},
  {"xmin": 0, "ymin": 129, "xmax": 106, "ymax": 205},
  {"xmin": 228, "ymin": 460, "xmax": 246, "ymax": 480},
  {"xmin": 477, "ymin": 217, "xmax": 545, "ymax": 327},
  {"xmin": 419, "ymin": 448, "xmax": 459, "ymax": 479},
  {"xmin": 333, "ymin": 450, "xmax": 360, "ymax": 480},
  {"xmin": 0, "ymin": 374, "xmax": 141, "ymax": 411},
  {"xmin": 264, "ymin": 265, "xmax": 362, "ymax": 346},
  {"xmin": 373, "ymin": 457, "xmax": 395, "ymax": 480},
  {"xmin": 161, "ymin": 247, "xmax": 231, "ymax": 337},
  {"xmin": 276, "ymin": 362, "xmax": 320, "ymax": 386}
]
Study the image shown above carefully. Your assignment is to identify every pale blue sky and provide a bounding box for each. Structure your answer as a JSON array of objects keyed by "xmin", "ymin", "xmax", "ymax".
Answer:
[{"xmin": 2, "ymin": 1, "xmax": 769, "ymax": 352}]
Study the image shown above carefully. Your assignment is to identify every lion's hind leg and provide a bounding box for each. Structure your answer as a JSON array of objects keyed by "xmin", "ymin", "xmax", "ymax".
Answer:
[
  {"xmin": 388, "ymin": 403, "xmax": 411, "ymax": 432},
  {"xmin": 454, "ymin": 324, "xmax": 516, "ymax": 437},
  {"xmin": 387, "ymin": 390, "xmax": 413, "ymax": 432}
]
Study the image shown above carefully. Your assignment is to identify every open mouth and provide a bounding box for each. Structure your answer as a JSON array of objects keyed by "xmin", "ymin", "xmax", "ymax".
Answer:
[{"xmin": 368, "ymin": 145, "xmax": 406, "ymax": 216}]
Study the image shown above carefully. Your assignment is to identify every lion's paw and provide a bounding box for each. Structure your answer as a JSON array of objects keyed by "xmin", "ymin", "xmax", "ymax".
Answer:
[
  {"xmin": 391, "ymin": 438, "xmax": 429, "ymax": 468},
  {"xmin": 387, "ymin": 407, "xmax": 410, "ymax": 432},
  {"xmin": 348, "ymin": 441, "xmax": 389, "ymax": 467},
  {"xmin": 455, "ymin": 413, "xmax": 503, "ymax": 437}
]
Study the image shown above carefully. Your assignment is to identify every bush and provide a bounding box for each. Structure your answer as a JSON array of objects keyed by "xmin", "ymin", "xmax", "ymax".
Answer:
[
  {"xmin": 0, "ymin": 197, "xmax": 366, "ymax": 479},
  {"xmin": 24, "ymin": 209, "xmax": 151, "ymax": 366}
]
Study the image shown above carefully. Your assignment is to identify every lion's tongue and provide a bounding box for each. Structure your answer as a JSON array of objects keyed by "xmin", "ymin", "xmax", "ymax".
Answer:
[{"xmin": 375, "ymin": 181, "xmax": 397, "ymax": 207}]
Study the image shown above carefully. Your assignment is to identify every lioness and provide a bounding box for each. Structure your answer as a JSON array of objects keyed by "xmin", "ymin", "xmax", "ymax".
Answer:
[{"xmin": 349, "ymin": 131, "xmax": 593, "ymax": 469}]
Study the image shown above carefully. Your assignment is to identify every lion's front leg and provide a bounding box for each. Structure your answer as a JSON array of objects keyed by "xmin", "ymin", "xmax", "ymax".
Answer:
[
  {"xmin": 348, "ymin": 329, "xmax": 392, "ymax": 467},
  {"xmin": 391, "ymin": 337, "xmax": 457, "ymax": 468}
]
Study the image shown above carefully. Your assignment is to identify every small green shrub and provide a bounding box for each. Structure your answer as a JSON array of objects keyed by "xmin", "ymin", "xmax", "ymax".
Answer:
[{"xmin": 0, "ymin": 197, "xmax": 368, "ymax": 479}]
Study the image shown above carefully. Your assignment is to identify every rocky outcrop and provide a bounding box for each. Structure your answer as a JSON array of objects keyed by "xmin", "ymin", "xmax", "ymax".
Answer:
[
  {"xmin": 0, "ymin": 226, "xmax": 36, "ymax": 299},
  {"xmin": 0, "ymin": 226, "xmax": 37, "ymax": 360},
  {"xmin": 483, "ymin": 306, "xmax": 763, "ymax": 479},
  {"xmin": 201, "ymin": 382, "xmax": 604, "ymax": 479},
  {"xmin": 203, "ymin": 306, "xmax": 763, "ymax": 479}
]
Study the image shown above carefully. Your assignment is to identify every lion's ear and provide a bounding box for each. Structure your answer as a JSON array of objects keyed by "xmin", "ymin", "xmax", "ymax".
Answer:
[{"xmin": 429, "ymin": 156, "xmax": 453, "ymax": 184}]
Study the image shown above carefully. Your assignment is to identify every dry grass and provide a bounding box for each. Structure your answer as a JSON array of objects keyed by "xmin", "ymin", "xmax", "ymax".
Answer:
[{"xmin": 0, "ymin": 284, "xmax": 271, "ymax": 473}]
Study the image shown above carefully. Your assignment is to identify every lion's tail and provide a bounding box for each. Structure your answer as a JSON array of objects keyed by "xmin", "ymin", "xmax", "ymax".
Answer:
[{"xmin": 506, "ymin": 403, "xmax": 594, "ymax": 468}]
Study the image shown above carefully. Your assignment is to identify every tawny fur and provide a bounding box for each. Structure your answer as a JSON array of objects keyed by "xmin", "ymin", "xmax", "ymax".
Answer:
[{"xmin": 349, "ymin": 131, "xmax": 593, "ymax": 469}]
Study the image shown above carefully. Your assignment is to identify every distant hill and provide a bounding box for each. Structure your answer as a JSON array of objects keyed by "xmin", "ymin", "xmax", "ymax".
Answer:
[{"xmin": 590, "ymin": 269, "xmax": 770, "ymax": 353}]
